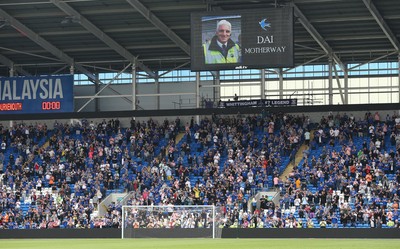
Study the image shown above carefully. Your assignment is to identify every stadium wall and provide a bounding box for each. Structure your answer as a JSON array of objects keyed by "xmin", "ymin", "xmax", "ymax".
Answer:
[
  {"xmin": 1, "ymin": 228, "xmax": 400, "ymax": 239},
  {"xmin": 0, "ymin": 228, "xmax": 120, "ymax": 239},
  {"xmin": 221, "ymin": 228, "xmax": 400, "ymax": 238}
]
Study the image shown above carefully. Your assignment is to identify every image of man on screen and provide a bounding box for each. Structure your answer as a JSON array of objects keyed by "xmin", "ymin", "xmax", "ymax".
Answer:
[{"xmin": 203, "ymin": 20, "xmax": 241, "ymax": 64}]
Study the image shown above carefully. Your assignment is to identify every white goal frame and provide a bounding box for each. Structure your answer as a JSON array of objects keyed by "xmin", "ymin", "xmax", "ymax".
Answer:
[{"xmin": 121, "ymin": 205, "xmax": 218, "ymax": 239}]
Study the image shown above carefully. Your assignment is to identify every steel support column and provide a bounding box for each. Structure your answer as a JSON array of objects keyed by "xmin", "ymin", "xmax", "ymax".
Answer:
[
  {"xmin": 214, "ymin": 71, "xmax": 220, "ymax": 103},
  {"xmin": 332, "ymin": 63, "xmax": 345, "ymax": 104},
  {"xmin": 94, "ymin": 73, "xmax": 100, "ymax": 112},
  {"xmin": 9, "ymin": 64, "xmax": 14, "ymax": 77},
  {"xmin": 344, "ymin": 65, "xmax": 349, "ymax": 105},
  {"xmin": 261, "ymin": 69, "xmax": 266, "ymax": 99},
  {"xmin": 132, "ymin": 63, "xmax": 137, "ymax": 111},
  {"xmin": 328, "ymin": 57, "xmax": 333, "ymax": 105},
  {"xmin": 70, "ymin": 65, "xmax": 74, "ymax": 75},
  {"xmin": 196, "ymin": 72, "xmax": 200, "ymax": 125},
  {"xmin": 155, "ymin": 74, "xmax": 160, "ymax": 110},
  {"xmin": 278, "ymin": 69, "xmax": 283, "ymax": 99},
  {"xmin": 196, "ymin": 72, "xmax": 200, "ymax": 109}
]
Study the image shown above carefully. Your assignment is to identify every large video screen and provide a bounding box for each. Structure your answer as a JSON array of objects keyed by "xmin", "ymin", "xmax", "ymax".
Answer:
[
  {"xmin": 191, "ymin": 8, "xmax": 293, "ymax": 71},
  {"xmin": 0, "ymin": 75, "xmax": 74, "ymax": 114}
]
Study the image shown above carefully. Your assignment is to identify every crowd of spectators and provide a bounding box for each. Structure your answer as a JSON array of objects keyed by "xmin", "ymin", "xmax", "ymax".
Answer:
[
  {"xmin": 0, "ymin": 117, "xmax": 178, "ymax": 229},
  {"xmin": 0, "ymin": 112, "xmax": 304, "ymax": 229},
  {"xmin": 262, "ymin": 111, "xmax": 400, "ymax": 228},
  {"xmin": 1, "ymin": 110, "xmax": 400, "ymax": 229}
]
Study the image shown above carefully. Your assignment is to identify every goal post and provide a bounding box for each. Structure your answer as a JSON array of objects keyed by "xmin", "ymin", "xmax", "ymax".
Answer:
[{"xmin": 122, "ymin": 205, "xmax": 222, "ymax": 239}]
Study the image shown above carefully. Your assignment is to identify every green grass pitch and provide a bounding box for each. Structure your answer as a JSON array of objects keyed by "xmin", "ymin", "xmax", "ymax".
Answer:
[{"xmin": 1, "ymin": 239, "xmax": 400, "ymax": 249}]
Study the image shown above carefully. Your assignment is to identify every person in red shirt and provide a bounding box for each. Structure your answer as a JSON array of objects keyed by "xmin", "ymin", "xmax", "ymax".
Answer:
[
  {"xmin": 350, "ymin": 164, "xmax": 356, "ymax": 178},
  {"xmin": 364, "ymin": 164, "xmax": 371, "ymax": 174},
  {"xmin": 365, "ymin": 173, "xmax": 373, "ymax": 187}
]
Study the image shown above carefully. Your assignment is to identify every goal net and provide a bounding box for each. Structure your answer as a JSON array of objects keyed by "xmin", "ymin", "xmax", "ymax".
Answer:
[{"xmin": 122, "ymin": 205, "xmax": 222, "ymax": 239}]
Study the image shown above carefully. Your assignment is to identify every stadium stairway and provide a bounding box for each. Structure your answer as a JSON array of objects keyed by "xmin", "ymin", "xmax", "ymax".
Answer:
[
  {"xmin": 175, "ymin": 132, "xmax": 185, "ymax": 144},
  {"xmin": 280, "ymin": 131, "xmax": 314, "ymax": 181}
]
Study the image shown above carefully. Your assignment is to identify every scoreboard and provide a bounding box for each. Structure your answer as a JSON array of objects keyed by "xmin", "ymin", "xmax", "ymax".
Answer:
[
  {"xmin": 0, "ymin": 75, "xmax": 74, "ymax": 114},
  {"xmin": 191, "ymin": 7, "xmax": 294, "ymax": 71}
]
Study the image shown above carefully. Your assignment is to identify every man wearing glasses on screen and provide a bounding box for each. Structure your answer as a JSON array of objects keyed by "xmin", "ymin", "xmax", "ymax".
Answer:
[{"xmin": 203, "ymin": 20, "xmax": 241, "ymax": 64}]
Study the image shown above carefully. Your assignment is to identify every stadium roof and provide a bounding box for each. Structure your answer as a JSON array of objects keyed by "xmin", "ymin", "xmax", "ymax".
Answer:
[{"xmin": 0, "ymin": 0, "xmax": 399, "ymax": 77}]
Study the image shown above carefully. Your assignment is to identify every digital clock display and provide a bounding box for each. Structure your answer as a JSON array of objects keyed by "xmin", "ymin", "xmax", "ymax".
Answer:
[
  {"xmin": 0, "ymin": 75, "xmax": 73, "ymax": 114},
  {"xmin": 42, "ymin": 101, "xmax": 61, "ymax": 110}
]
